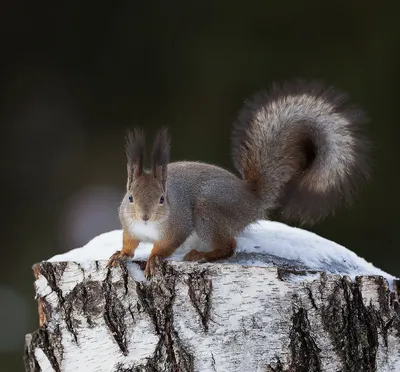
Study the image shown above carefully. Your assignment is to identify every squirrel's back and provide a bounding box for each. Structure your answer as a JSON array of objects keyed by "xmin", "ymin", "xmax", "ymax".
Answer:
[{"xmin": 231, "ymin": 79, "xmax": 371, "ymax": 225}]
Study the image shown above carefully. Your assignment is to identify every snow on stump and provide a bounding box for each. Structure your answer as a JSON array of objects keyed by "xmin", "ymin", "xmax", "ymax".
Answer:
[{"xmin": 23, "ymin": 223, "xmax": 400, "ymax": 371}]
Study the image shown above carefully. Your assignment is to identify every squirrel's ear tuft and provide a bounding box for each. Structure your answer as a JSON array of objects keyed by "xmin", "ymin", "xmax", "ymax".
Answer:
[
  {"xmin": 151, "ymin": 127, "xmax": 170, "ymax": 190},
  {"xmin": 125, "ymin": 128, "xmax": 145, "ymax": 188}
]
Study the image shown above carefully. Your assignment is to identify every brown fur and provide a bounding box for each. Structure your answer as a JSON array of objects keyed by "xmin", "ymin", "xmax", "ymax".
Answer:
[
  {"xmin": 126, "ymin": 128, "xmax": 145, "ymax": 187},
  {"xmin": 151, "ymin": 128, "xmax": 170, "ymax": 190},
  {"xmin": 122, "ymin": 231, "xmax": 140, "ymax": 256},
  {"xmin": 231, "ymin": 79, "xmax": 371, "ymax": 224},
  {"xmin": 145, "ymin": 235, "xmax": 186, "ymax": 277},
  {"xmin": 184, "ymin": 238, "xmax": 237, "ymax": 262},
  {"xmin": 107, "ymin": 231, "xmax": 140, "ymax": 267}
]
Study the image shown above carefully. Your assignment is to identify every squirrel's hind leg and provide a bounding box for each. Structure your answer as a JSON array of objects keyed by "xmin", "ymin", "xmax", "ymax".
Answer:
[
  {"xmin": 185, "ymin": 198, "xmax": 239, "ymax": 262},
  {"xmin": 184, "ymin": 236, "xmax": 236, "ymax": 262}
]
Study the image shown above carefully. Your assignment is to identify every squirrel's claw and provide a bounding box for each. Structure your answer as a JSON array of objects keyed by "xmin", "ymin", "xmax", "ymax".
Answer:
[
  {"xmin": 144, "ymin": 255, "xmax": 160, "ymax": 279},
  {"xmin": 106, "ymin": 250, "xmax": 128, "ymax": 268}
]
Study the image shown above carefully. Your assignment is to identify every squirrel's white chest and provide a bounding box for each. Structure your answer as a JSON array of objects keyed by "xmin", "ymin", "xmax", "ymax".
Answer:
[{"xmin": 127, "ymin": 220, "xmax": 161, "ymax": 242}]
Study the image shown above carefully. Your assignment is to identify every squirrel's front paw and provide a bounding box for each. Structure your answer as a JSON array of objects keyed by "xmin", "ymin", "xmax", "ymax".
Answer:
[
  {"xmin": 184, "ymin": 249, "xmax": 206, "ymax": 262},
  {"xmin": 106, "ymin": 250, "xmax": 128, "ymax": 268},
  {"xmin": 144, "ymin": 255, "xmax": 161, "ymax": 279}
]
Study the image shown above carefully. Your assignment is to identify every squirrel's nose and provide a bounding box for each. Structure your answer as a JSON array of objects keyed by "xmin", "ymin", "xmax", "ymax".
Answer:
[{"xmin": 141, "ymin": 215, "xmax": 149, "ymax": 222}]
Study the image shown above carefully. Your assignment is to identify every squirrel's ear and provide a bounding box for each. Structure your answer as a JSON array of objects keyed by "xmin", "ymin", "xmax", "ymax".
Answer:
[
  {"xmin": 151, "ymin": 128, "xmax": 170, "ymax": 190},
  {"xmin": 125, "ymin": 128, "xmax": 145, "ymax": 189}
]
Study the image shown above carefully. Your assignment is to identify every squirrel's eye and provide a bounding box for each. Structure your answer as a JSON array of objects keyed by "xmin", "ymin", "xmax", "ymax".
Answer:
[
  {"xmin": 159, "ymin": 196, "xmax": 165, "ymax": 205},
  {"xmin": 128, "ymin": 195, "xmax": 134, "ymax": 203}
]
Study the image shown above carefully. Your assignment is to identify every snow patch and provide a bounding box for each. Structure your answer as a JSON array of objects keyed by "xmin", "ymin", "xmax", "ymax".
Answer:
[
  {"xmin": 34, "ymin": 348, "xmax": 53, "ymax": 372},
  {"xmin": 47, "ymin": 220, "xmax": 398, "ymax": 287},
  {"xmin": 126, "ymin": 262, "xmax": 148, "ymax": 283}
]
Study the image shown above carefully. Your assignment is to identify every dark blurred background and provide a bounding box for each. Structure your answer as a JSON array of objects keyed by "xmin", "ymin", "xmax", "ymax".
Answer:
[{"xmin": 1, "ymin": 1, "xmax": 399, "ymax": 370}]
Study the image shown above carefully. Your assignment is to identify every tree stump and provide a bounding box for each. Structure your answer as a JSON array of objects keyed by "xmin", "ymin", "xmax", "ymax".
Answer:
[{"xmin": 24, "ymin": 259, "xmax": 400, "ymax": 372}]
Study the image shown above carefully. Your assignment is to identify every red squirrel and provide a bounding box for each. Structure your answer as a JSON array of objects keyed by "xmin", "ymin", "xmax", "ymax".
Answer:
[{"xmin": 107, "ymin": 79, "xmax": 371, "ymax": 277}]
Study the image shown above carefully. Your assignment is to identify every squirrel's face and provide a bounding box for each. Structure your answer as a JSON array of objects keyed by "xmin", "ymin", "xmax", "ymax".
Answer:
[
  {"xmin": 121, "ymin": 127, "xmax": 170, "ymax": 226},
  {"xmin": 122, "ymin": 172, "xmax": 168, "ymax": 223}
]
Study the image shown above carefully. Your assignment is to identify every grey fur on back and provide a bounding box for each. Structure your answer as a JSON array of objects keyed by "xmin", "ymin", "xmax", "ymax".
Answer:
[
  {"xmin": 231, "ymin": 79, "xmax": 371, "ymax": 225},
  {"xmin": 166, "ymin": 162, "xmax": 260, "ymax": 245}
]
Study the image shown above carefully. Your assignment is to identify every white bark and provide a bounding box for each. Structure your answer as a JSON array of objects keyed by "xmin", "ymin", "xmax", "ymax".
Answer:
[{"xmin": 24, "ymin": 260, "xmax": 400, "ymax": 372}]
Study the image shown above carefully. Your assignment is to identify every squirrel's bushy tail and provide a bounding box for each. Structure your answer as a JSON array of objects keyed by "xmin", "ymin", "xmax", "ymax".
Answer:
[{"xmin": 231, "ymin": 79, "xmax": 371, "ymax": 225}]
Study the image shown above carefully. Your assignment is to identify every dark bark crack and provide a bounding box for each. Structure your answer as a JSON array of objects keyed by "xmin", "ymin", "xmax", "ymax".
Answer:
[
  {"xmin": 64, "ymin": 280, "xmax": 103, "ymax": 332},
  {"xmin": 306, "ymin": 287, "xmax": 318, "ymax": 310},
  {"xmin": 320, "ymin": 277, "xmax": 379, "ymax": 372},
  {"xmin": 135, "ymin": 262, "xmax": 194, "ymax": 371},
  {"xmin": 24, "ymin": 326, "xmax": 62, "ymax": 372},
  {"xmin": 288, "ymin": 307, "xmax": 322, "ymax": 372},
  {"xmin": 211, "ymin": 352, "xmax": 217, "ymax": 372},
  {"xmin": 276, "ymin": 267, "xmax": 319, "ymax": 281},
  {"xmin": 40, "ymin": 262, "xmax": 78, "ymax": 342},
  {"xmin": 265, "ymin": 357, "xmax": 284, "ymax": 372},
  {"xmin": 119, "ymin": 262, "xmax": 130, "ymax": 296},
  {"xmin": 103, "ymin": 268, "xmax": 129, "ymax": 355},
  {"xmin": 266, "ymin": 275, "xmax": 400, "ymax": 372},
  {"xmin": 186, "ymin": 269, "xmax": 212, "ymax": 332}
]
